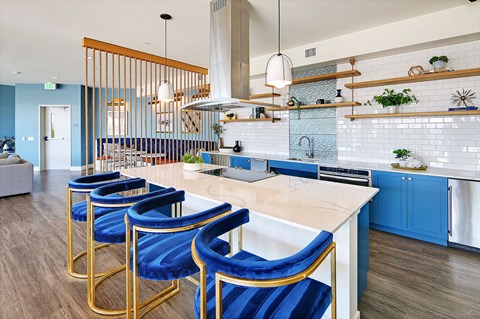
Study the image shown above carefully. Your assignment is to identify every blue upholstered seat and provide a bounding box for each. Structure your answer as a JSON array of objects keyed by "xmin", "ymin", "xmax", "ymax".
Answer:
[
  {"xmin": 71, "ymin": 194, "xmax": 122, "ymax": 222},
  {"xmin": 126, "ymin": 190, "xmax": 233, "ymax": 317},
  {"xmin": 132, "ymin": 229, "xmax": 229, "ymax": 281},
  {"xmin": 194, "ymin": 250, "xmax": 331, "ymax": 319},
  {"xmin": 69, "ymin": 171, "xmax": 121, "ymax": 191},
  {"xmin": 94, "ymin": 209, "xmax": 167, "ymax": 244},
  {"xmin": 193, "ymin": 209, "xmax": 335, "ymax": 319}
]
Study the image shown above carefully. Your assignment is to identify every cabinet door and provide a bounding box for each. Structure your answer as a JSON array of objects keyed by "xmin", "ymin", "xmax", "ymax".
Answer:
[
  {"xmin": 230, "ymin": 156, "xmax": 251, "ymax": 170},
  {"xmin": 372, "ymin": 171, "xmax": 407, "ymax": 229},
  {"xmin": 201, "ymin": 152, "xmax": 211, "ymax": 164},
  {"xmin": 407, "ymin": 174, "xmax": 447, "ymax": 243}
]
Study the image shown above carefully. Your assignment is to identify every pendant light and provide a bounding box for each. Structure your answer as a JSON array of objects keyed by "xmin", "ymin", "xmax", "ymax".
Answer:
[
  {"xmin": 158, "ymin": 13, "xmax": 174, "ymax": 102},
  {"xmin": 265, "ymin": 0, "xmax": 293, "ymax": 89}
]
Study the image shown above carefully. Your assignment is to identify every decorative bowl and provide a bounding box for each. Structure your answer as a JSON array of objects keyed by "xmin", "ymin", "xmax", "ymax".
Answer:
[{"xmin": 183, "ymin": 163, "xmax": 203, "ymax": 171}]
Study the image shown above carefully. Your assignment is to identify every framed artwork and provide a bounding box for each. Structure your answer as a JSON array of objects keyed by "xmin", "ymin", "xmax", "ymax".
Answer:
[
  {"xmin": 181, "ymin": 110, "xmax": 202, "ymax": 134},
  {"xmin": 156, "ymin": 112, "xmax": 173, "ymax": 133},
  {"xmin": 107, "ymin": 110, "xmax": 127, "ymax": 136}
]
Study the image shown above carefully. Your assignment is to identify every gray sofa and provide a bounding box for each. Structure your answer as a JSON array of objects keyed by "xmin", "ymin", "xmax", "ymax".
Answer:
[{"xmin": 0, "ymin": 157, "xmax": 34, "ymax": 197}]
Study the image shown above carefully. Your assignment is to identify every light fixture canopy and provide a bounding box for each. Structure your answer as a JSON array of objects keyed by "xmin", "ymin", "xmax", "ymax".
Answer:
[
  {"xmin": 158, "ymin": 13, "xmax": 174, "ymax": 103},
  {"xmin": 265, "ymin": 0, "xmax": 293, "ymax": 89}
]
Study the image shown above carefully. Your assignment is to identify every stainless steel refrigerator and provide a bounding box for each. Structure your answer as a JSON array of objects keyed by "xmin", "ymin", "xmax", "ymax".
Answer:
[{"xmin": 448, "ymin": 179, "xmax": 480, "ymax": 250}]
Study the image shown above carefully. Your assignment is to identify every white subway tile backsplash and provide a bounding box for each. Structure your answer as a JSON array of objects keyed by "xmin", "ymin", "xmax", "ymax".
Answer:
[{"xmin": 337, "ymin": 40, "xmax": 480, "ymax": 170}]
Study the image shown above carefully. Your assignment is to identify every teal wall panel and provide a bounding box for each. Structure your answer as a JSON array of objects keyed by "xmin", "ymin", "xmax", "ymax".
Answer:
[{"xmin": 0, "ymin": 85, "xmax": 15, "ymax": 138}]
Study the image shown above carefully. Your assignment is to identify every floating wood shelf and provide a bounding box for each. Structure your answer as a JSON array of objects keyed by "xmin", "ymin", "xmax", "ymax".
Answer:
[
  {"xmin": 249, "ymin": 93, "xmax": 281, "ymax": 99},
  {"xmin": 345, "ymin": 110, "xmax": 480, "ymax": 120},
  {"xmin": 266, "ymin": 102, "xmax": 361, "ymax": 111},
  {"xmin": 266, "ymin": 70, "xmax": 361, "ymax": 87},
  {"xmin": 219, "ymin": 118, "xmax": 281, "ymax": 123},
  {"xmin": 345, "ymin": 68, "xmax": 480, "ymax": 89}
]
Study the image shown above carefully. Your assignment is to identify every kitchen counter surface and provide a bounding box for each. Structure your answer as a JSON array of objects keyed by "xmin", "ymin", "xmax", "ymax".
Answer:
[
  {"xmin": 204, "ymin": 151, "xmax": 480, "ymax": 181},
  {"xmin": 121, "ymin": 163, "xmax": 378, "ymax": 233}
]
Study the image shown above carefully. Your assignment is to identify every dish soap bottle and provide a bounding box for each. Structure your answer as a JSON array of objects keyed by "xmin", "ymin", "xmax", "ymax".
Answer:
[{"xmin": 233, "ymin": 140, "xmax": 242, "ymax": 153}]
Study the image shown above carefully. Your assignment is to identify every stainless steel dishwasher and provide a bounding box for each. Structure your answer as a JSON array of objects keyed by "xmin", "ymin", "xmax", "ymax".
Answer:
[
  {"xmin": 318, "ymin": 166, "xmax": 371, "ymax": 187},
  {"xmin": 448, "ymin": 179, "xmax": 480, "ymax": 250}
]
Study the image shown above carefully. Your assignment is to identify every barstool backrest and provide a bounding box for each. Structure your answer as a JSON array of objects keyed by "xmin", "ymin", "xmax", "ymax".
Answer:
[{"xmin": 68, "ymin": 171, "xmax": 121, "ymax": 193}]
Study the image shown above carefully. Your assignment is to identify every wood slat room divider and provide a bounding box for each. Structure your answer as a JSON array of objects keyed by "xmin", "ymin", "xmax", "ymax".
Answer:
[{"xmin": 82, "ymin": 38, "xmax": 217, "ymax": 173}]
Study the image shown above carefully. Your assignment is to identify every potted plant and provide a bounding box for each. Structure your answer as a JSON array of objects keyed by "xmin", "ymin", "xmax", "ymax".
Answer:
[
  {"xmin": 182, "ymin": 153, "xmax": 204, "ymax": 171},
  {"xmin": 366, "ymin": 88, "xmax": 419, "ymax": 114},
  {"xmin": 429, "ymin": 56, "xmax": 449, "ymax": 72},
  {"xmin": 393, "ymin": 149, "xmax": 411, "ymax": 167},
  {"xmin": 211, "ymin": 123, "xmax": 225, "ymax": 149}
]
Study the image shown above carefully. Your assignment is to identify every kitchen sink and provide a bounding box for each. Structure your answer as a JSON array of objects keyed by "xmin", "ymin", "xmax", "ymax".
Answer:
[{"xmin": 286, "ymin": 157, "xmax": 318, "ymax": 163}]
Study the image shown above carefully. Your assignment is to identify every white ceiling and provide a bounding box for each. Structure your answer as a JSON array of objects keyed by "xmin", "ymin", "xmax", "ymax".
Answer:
[{"xmin": 0, "ymin": 0, "xmax": 466, "ymax": 85}]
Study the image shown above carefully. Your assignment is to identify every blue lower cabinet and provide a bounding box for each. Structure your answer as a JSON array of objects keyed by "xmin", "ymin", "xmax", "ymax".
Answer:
[
  {"xmin": 358, "ymin": 203, "xmax": 370, "ymax": 301},
  {"xmin": 230, "ymin": 156, "xmax": 251, "ymax": 170},
  {"xmin": 268, "ymin": 160, "xmax": 318, "ymax": 179},
  {"xmin": 201, "ymin": 152, "xmax": 211, "ymax": 164},
  {"xmin": 372, "ymin": 171, "xmax": 448, "ymax": 246}
]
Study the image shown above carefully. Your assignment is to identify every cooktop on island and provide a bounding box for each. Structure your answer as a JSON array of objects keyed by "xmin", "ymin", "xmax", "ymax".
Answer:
[{"xmin": 200, "ymin": 167, "xmax": 277, "ymax": 183}]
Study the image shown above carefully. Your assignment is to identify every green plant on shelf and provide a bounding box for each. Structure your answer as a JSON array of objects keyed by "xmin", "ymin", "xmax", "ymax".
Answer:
[
  {"xmin": 182, "ymin": 153, "xmax": 204, "ymax": 164},
  {"xmin": 429, "ymin": 56, "xmax": 449, "ymax": 65},
  {"xmin": 366, "ymin": 88, "xmax": 419, "ymax": 108},
  {"xmin": 393, "ymin": 149, "xmax": 411, "ymax": 160}
]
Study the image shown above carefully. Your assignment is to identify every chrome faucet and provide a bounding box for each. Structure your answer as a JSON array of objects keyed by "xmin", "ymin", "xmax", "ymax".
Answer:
[{"xmin": 298, "ymin": 136, "xmax": 314, "ymax": 159}]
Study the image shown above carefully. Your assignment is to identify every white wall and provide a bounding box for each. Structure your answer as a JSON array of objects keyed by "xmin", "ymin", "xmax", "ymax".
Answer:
[
  {"xmin": 336, "ymin": 40, "xmax": 480, "ymax": 170},
  {"xmin": 250, "ymin": 5, "xmax": 480, "ymax": 76}
]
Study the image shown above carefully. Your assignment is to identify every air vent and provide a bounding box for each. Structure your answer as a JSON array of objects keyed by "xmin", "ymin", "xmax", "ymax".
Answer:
[
  {"xmin": 213, "ymin": 0, "xmax": 228, "ymax": 12},
  {"xmin": 305, "ymin": 48, "xmax": 316, "ymax": 58}
]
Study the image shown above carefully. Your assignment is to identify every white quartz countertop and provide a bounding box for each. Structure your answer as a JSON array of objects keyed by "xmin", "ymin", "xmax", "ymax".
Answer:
[
  {"xmin": 204, "ymin": 151, "xmax": 480, "ymax": 181},
  {"xmin": 121, "ymin": 163, "xmax": 378, "ymax": 233}
]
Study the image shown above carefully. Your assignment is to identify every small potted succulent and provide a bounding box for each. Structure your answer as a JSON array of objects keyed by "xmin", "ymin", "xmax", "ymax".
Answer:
[
  {"xmin": 393, "ymin": 149, "xmax": 411, "ymax": 167},
  {"xmin": 182, "ymin": 153, "xmax": 204, "ymax": 171},
  {"xmin": 429, "ymin": 56, "xmax": 449, "ymax": 72},
  {"xmin": 366, "ymin": 88, "xmax": 419, "ymax": 114}
]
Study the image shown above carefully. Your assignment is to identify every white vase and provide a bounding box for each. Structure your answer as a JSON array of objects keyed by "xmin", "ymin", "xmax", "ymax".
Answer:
[
  {"xmin": 183, "ymin": 163, "xmax": 203, "ymax": 171},
  {"xmin": 335, "ymin": 96, "xmax": 344, "ymax": 103},
  {"xmin": 387, "ymin": 105, "xmax": 398, "ymax": 114},
  {"xmin": 399, "ymin": 160, "xmax": 407, "ymax": 167},
  {"xmin": 432, "ymin": 61, "xmax": 447, "ymax": 72}
]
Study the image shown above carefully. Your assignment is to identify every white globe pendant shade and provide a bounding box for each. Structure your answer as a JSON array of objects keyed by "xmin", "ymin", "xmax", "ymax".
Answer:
[
  {"xmin": 158, "ymin": 80, "xmax": 174, "ymax": 102},
  {"xmin": 265, "ymin": 53, "xmax": 293, "ymax": 89}
]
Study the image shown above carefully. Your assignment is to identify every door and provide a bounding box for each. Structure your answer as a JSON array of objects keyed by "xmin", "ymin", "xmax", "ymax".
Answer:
[
  {"xmin": 407, "ymin": 174, "xmax": 448, "ymax": 243},
  {"xmin": 43, "ymin": 106, "xmax": 71, "ymax": 169},
  {"xmin": 371, "ymin": 171, "xmax": 407, "ymax": 229}
]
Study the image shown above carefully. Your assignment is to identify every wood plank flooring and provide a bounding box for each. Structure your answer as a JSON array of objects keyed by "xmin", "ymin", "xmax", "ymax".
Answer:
[{"xmin": 0, "ymin": 170, "xmax": 479, "ymax": 319}]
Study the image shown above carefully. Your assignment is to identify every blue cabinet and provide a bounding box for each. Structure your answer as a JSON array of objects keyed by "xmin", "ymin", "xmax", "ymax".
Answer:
[
  {"xmin": 230, "ymin": 156, "xmax": 251, "ymax": 170},
  {"xmin": 268, "ymin": 160, "xmax": 318, "ymax": 179},
  {"xmin": 201, "ymin": 152, "xmax": 211, "ymax": 164},
  {"xmin": 372, "ymin": 171, "xmax": 447, "ymax": 245}
]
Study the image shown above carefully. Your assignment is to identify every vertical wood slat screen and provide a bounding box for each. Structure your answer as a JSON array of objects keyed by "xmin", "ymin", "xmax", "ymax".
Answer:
[{"xmin": 82, "ymin": 38, "xmax": 216, "ymax": 174}]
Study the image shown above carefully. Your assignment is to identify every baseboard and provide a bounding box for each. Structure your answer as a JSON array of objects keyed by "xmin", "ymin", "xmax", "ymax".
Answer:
[{"xmin": 70, "ymin": 164, "xmax": 94, "ymax": 171}]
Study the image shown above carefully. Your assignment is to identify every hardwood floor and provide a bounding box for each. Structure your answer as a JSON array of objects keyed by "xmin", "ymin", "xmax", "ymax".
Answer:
[{"xmin": 0, "ymin": 170, "xmax": 479, "ymax": 319}]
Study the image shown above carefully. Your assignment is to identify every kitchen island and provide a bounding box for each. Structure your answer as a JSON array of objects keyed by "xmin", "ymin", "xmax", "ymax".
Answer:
[{"xmin": 122, "ymin": 163, "xmax": 378, "ymax": 319}]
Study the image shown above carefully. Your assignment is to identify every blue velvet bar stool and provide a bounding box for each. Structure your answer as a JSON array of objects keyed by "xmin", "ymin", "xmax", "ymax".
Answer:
[
  {"xmin": 126, "ymin": 190, "xmax": 232, "ymax": 319},
  {"xmin": 66, "ymin": 171, "xmax": 123, "ymax": 279},
  {"xmin": 192, "ymin": 209, "xmax": 337, "ymax": 319},
  {"xmin": 88, "ymin": 178, "xmax": 175, "ymax": 316}
]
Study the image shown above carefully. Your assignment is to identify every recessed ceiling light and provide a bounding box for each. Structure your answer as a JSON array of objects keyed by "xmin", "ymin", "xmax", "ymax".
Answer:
[
  {"xmin": 12, "ymin": 71, "xmax": 22, "ymax": 74},
  {"xmin": 51, "ymin": 76, "xmax": 59, "ymax": 79}
]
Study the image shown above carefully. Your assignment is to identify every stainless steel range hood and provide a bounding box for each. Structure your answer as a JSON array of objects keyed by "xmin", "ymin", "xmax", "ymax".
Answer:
[{"xmin": 182, "ymin": 0, "xmax": 276, "ymax": 112}]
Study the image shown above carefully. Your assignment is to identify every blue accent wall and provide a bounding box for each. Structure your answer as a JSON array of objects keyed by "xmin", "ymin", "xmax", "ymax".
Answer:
[
  {"xmin": 0, "ymin": 85, "xmax": 15, "ymax": 138},
  {"xmin": 15, "ymin": 84, "xmax": 87, "ymax": 167},
  {"xmin": 288, "ymin": 65, "xmax": 338, "ymax": 161}
]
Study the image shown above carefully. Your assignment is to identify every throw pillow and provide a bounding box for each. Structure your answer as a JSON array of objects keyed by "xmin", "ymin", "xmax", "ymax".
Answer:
[{"xmin": 0, "ymin": 152, "xmax": 8, "ymax": 159}]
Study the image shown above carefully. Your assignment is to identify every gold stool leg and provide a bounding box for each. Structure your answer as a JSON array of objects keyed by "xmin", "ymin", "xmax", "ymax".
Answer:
[
  {"xmin": 67, "ymin": 187, "xmax": 111, "ymax": 279},
  {"xmin": 87, "ymin": 199, "xmax": 127, "ymax": 316}
]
